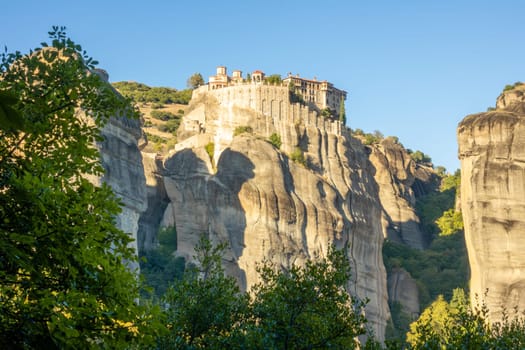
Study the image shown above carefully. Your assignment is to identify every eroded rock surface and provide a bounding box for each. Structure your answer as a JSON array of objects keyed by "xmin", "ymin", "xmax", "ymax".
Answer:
[
  {"xmin": 160, "ymin": 85, "xmax": 390, "ymax": 340},
  {"xmin": 368, "ymin": 139, "xmax": 436, "ymax": 249},
  {"xmin": 458, "ymin": 86, "xmax": 525, "ymax": 321}
]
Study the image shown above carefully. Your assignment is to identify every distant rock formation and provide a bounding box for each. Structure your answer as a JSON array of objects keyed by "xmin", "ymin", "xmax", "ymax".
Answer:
[
  {"xmin": 368, "ymin": 138, "xmax": 437, "ymax": 249},
  {"xmin": 458, "ymin": 83, "xmax": 525, "ymax": 321},
  {"xmin": 388, "ymin": 267, "xmax": 420, "ymax": 318}
]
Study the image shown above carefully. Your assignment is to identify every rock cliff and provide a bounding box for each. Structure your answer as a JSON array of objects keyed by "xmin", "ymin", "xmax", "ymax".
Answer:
[
  {"xmin": 458, "ymin": 84, "xmax": 525, "ymax": 321},
  {"xmin": 158, "ymin": 84, "xmax": 390, "ymax": 340},
  {"xmin": 88, "ymin": 72, "xmax": 148, "ymax": 264},
  {"xmin": 368, "ymin": 138, "xmax": 436, "ymax": 249}
]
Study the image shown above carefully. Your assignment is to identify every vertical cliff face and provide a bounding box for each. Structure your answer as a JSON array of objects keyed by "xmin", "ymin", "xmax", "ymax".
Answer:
[
  {"xmin": 159, "ymin": 85, "xmax": 390, "ymax": 340},
  {"xmin": 458, "ymin": 86, "xmax": 525, "ymax": 321},
  {"xmin": 87, "ymin": 73, "xmax": 148, "ymax": 261},
  {"xmin": 368, "ymin": 138, "xmax": 436, "ymax": 249}
]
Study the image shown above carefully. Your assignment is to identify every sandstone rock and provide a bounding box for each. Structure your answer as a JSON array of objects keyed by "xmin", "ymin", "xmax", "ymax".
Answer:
[
  {"xmin": 87, "ymin": 72, "xmax": 148, "ymax": 264},
  {"xmin": 97, "ymin": 116, "xmax": 147, "ymax": 263},
  {"xmin": 388, "ymin": 267, "xmax": 420, "ymax": 319},
  {"xmin": 137, "ymin": 152, "xmax": 169, "ymax": 252},
  {"xmin": 368, "ymin": 139, "xmax": 428, "ymax": 249},
  {"xmin": 458, "ymin": 98, "xmax": 525, "ymax": 321},
  {"xmin": 496, "ymin": 83, "xmax": 525, "ymax": 110},
  {"xmin": 161, "ymin": 84, "xmax": 390, "ymax": 340}
]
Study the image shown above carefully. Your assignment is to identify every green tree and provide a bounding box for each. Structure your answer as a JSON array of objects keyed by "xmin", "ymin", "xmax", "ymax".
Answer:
[
  {"xmin": 0, "ymin": 27, "xmax": 159, "ymax": 348},
  {"xmin": 265, "ymin": 74, "xmax": 282, "ymax": 84},
  {"xmin": 410, "ymin": 150, "xmax": 432, "ymax": 164},
  {"xmin": 268, "ymin": 133, "xmax": 282, "ymax": 149},
  {"xmin": 246, "ymin": 248, "xmax": 370, "ymax": 349},
  {"xmin": 339, "ymin": 96, "xmax": 346, "ymax": 125},
  {"xmin": 158, "ymin": 236, "xmax": 248, "ymax": 349},
  {"xmin": 406, "ymin": 289, "xmax": 525, "ymax": 349},
  {"xmin": 187, "ymin": 72, "xmax": 205, "ymax": 89},
  {"xmin": 435, "ymin": 209, "xmax": 464, "ymax": 236}
]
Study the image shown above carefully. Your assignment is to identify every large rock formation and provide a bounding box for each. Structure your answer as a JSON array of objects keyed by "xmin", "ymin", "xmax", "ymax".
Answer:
[
  {"xmin": 368, "ymin": 138, "xmax": 436, "ymax": 249},
  {"xmin": 458, "ymin": 84, "xmax": 525, "ymax": 321},
  {"xmin": 158, "ymin": 83, "xmax": 390, "ymax": 340},
  {"xmin": 88, "ymin": 72, "xmax": 148, "ymax": 262}
]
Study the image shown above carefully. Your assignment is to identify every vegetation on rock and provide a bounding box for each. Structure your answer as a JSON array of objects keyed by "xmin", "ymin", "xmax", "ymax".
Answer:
[
  {"xmin": 233, "ymin": 125, "xmax": 253, "ymax": 136},
  {"xmin": 112, "ymin": 81, "xmax": 192, "ymax": 105},
  {"xmin": 268, "ymin": 132, "xmax": 282, "ymax": 149}
]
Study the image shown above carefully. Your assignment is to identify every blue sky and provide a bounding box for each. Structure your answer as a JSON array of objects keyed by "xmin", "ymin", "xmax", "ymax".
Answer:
[{"xmin": 3, "ymin": 0, "xmax": 524, "ymax": 172}]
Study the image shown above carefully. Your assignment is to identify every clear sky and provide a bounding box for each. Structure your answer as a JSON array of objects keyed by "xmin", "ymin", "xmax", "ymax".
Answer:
[{"xmin": 3, "ymin": 0, "xmax": 524, "ymax": 172}]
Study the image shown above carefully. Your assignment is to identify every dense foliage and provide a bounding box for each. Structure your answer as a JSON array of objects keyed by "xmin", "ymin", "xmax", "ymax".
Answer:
[
  {"xmin": 157, "ymin": 237, "xmax": 374, "ymax": 349},
  {"xmin": 140, "ymin": 226, "xmax": 185, "ymax": 298},
  {"xmin": 0, "ymin": 27, "xmax": 159, "ymax": 348},
  {"xmin": 112, "ymin": 81, "xmax": 192, "ymax": 105},
  {"xmin": 406, "ymin": 289, "xmax": 525, "ymax": 349}
]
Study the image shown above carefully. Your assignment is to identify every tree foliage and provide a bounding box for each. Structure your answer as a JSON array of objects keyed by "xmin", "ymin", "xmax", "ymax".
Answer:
[
  {"xmin": 140, "ymin": 226, "xmax": 185, "ymax": 298},
  {"xmin": 265, "ymin": 74, "xmax": 282, "ymax": 85},
  {"xmin": 246, "ymin": 248, "xmax": 370, "ymax": 349},
  {"xmin": 409, "ymin": 150, "xmax": 432, "ymax": 164},
  {"xmin": 112, "ymin": 81, "xmax": 192, "ymax": 104},
  {"xmin": 407, "ymin": 289, "xmax": 525, "ymax": 349},
  {"xmin": 339, "ymin": 96, "xmax": 346, "ymax": 125},
  {"xmin": 157, "ymin": 239, "xmax": 373, "ymax": 349},
  {"xmin": 268, "ymin": 133, "xmax": 282, "ymax": 149},
  {"xmin": 0, "ymin": 26, "xmax": 159, "ymax": 348},
  {"xmin": 158, "ymin": 236, "xmax": 248, "ymax": 349},
  {"xmin": 186, "ymin": 72, "xmax": 205, "ymax": 89}
]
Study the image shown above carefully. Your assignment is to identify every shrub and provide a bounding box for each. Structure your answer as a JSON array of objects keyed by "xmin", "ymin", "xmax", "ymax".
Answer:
[
  {"xmin": 112, "ymin": 81, "xmax": 193, "ymax": 105},
  {"xmin": 268, "ymin": 133, "xmax": 282, "ymax": 149},
  {"xmin": 265, "ymin": 74, "xmax": 282, "ymax": 84},
  {"xmin": 205, "ymin": 142, "xmax": 214, "ymax": 162},
  {"xmin": 145, "ymin": 132, "xmax": 167, "ymax": 144},
  {"xmin": 290, "ymin": 147, "xmax": 307, "ymax": 166},
  {"xmin": 321, "ymin": 107, "xmax": 332, "ymax": 118},
  {"xmin": 150, "ymin": 110, "xmax": 178, "ymax": 121},
  {"xmin": 436, "ymin": 209, "xmax": 464, "ymax": 236},
  {"xmin": 233, "ymin": 125, "xmax": 253, "ymax": 136},
  {"xmin": 503, "ymin": 81, "xmax": 524, "ymax": 92},
  {"xmin": 410, "ymin": 150, "xmax": 432, "ymax": 164},
  {"xmin": 158, "ymin": 119, "xmax": 181, "ymax": 134}
]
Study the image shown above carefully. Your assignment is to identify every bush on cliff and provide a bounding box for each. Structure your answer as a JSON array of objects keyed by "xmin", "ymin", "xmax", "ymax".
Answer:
[{"xmin": 268, "ymin": 133, "xmax": 282, "ymax": 149}]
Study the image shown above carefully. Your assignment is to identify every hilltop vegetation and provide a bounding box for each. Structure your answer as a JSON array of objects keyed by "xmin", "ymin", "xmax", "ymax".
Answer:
[{"xmin": 112, "ymin": 81, "xmax": 192, "ymax": 105}]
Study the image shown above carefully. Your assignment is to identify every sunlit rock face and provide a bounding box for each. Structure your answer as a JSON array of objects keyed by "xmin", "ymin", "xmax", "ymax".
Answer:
[
  {"xmin": 87, "ymin": 71, "xmax": 148, "ymax": 266},
  {"xmin": 160, "ymin": 86, "xmax": 390, "ymax": 341},
  {"xmin": 458, "ymin": 86, "xmax": 525, "ymax": 321}
]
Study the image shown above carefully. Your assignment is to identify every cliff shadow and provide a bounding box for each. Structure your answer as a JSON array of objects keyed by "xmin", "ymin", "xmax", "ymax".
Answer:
[{"xmin": 209, "ymin": 148, "xmax": 255, "ymax": 291}]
